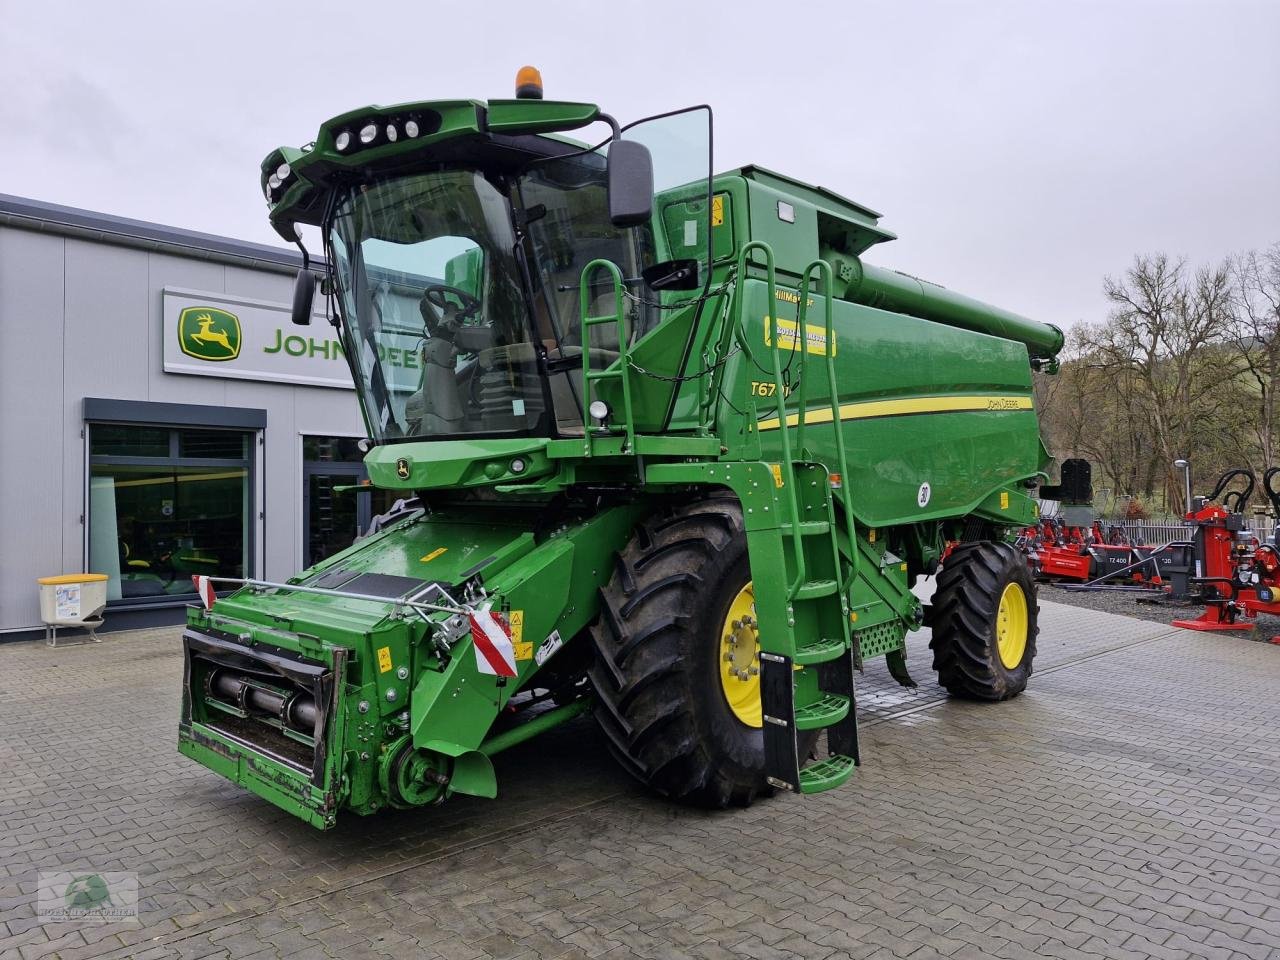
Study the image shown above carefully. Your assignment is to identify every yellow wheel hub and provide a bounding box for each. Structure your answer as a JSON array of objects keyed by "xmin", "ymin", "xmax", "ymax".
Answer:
[
  {"xmin": 719, "ymin": 581, "xmax": 762, "ymax": 727},
  {"xmin": 995, "ymin": 581, "xmax": 1028, "ymax": 669}
]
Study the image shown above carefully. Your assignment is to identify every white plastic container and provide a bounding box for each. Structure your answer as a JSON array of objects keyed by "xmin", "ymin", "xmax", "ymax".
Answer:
[{"xmin": 37, "ymin": 573, "xmax": 108, "ymax": 646}]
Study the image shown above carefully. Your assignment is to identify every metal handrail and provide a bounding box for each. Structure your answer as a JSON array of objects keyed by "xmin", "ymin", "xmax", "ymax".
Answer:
[
  {"xmin": 194, "ymin": 576, "xmax": 473, "ymax": 617},
  {"xmin": 737, "ymin": 240, "xmax": 807, "ymax": 599},
  {"xmin": 798, "ymin": 259, "xmax": 860, "ymax": 587},
  {"xmin": 578, "ymin": 258, "xmax": 635, "ymax": 455}
]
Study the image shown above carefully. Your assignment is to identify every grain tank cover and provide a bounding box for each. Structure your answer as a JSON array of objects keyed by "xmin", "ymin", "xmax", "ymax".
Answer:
[
  {"xmin": 736, "ymin": 166, "xmax": 1064, "ymax": 361},
  {"xmin": 739, "ymin": 165, "xmax": 897, "ymax": 257}
]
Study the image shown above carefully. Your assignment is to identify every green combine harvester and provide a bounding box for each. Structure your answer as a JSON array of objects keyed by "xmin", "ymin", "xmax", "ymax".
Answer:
[{"xmin": 179, "ymin": 69, "xmax": 1064, "ymax": 828}]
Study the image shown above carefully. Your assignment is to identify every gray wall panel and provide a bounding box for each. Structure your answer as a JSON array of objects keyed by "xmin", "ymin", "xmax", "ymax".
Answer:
[
  {"xmin": 0, "ymin": 228, "xmax": 67, "ymax": 630},
  {"xmin": 60, "ymin": 241, "xmax": 155, "ymax": 582},
  {"xmin": 223, "ymin": 263, "xmax": 293, "ymax": 304},
  {"xmin": 63, "ymin": 239, "xmax": 150, "ymax": 399}
]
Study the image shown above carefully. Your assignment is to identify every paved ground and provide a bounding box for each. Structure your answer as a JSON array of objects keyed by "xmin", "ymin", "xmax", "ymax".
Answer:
[
  {"xmin": 1041, "ymin": 582, "xmax": 1280, "ymax": 635},
  {"xmin": 3, "ymin": 596, "xmax": 1279, "ymax": 960}
]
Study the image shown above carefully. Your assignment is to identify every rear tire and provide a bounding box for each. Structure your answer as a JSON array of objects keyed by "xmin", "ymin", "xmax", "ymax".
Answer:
[
  {"xmin": 930, "ymin": 541, "xmax": 1038, "ymax": 700},
  {"xmin": 588, "ymin": 495, "xmax": 813, "ymax": 807}
]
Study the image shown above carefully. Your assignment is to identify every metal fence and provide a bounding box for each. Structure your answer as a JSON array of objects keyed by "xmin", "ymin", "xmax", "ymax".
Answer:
[
  {"xmin": 1058, "ymin": 520, "xmax": 1276, "ymax": 546},
  {"xmin": 1035, "ymin": 500, "xmax": 1277, "ymax": 544}
]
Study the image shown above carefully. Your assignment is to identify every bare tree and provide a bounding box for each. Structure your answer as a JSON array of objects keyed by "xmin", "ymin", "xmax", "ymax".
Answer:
[
  {"xmin": 1079, "ymin": 254, "xmax": 1237, "ymax": 513},
  {"xmin": 1229, "ymin": 242, "xmax": 1280, "ymax": 470}
]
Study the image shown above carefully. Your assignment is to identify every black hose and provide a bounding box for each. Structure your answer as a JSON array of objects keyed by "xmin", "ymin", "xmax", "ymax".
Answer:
[
  {"xmin": 1207, "ymin": 469, "xmax": 1255, "ymax": 510},
  {"xmin": 1263, "ymin": 467, "xmax": 1280, "ymax": 519}
]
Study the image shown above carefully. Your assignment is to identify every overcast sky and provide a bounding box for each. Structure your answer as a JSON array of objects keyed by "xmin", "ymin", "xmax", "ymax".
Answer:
[{"xmin": 2, "ymin": 0, "xmax": 1276, "ymax": 331}]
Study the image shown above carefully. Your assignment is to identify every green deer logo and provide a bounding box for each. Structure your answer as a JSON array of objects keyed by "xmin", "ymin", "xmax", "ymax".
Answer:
[{"xmin": 178, "ymin": 307, "xmax": 242, "ymax": 361}]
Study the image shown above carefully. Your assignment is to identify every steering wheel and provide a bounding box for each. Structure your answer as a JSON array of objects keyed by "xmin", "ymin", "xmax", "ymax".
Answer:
[{"xmin": 423, "ymin": 284, "xmax": 481, "ymax": 324}]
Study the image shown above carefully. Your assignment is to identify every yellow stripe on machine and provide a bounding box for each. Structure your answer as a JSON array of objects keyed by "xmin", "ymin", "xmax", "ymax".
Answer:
[{"xmin": 756, "ymin": 394, "xmax": 1034, "ymax": 431}]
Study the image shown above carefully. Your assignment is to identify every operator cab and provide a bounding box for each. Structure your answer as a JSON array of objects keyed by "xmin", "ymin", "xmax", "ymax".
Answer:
[{"xmin": 270, "ymin": 81, "xmax": 714, "ymax": 446}]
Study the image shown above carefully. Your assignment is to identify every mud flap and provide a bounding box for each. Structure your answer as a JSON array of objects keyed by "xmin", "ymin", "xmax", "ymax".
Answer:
[{"xmin": 760, "ymin": 652, "xmax": 801, "ymax": 792}]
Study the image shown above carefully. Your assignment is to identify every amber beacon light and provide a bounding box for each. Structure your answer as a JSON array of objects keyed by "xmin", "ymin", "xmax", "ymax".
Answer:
[{"xmin": 515, "ymin": 65, "xmax": 544, "ymax": 99}]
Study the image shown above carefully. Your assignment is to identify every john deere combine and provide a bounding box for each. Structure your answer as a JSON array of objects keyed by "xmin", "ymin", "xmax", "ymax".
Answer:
[{"xmin": 178, "ymin": 69, "xmax": 1064, "ymax": 828}]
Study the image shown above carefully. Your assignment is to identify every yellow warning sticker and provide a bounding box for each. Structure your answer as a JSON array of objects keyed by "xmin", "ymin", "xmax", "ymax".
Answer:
[
  {"xmin": 420, "ymin": 547, "xmax": 448, "ymax": 564},
  {"xmin": 769, "ymin": 463, "xmax": 784, "ymax": 488},
  {"xmin": 377, "ymin": 646, "xmax": 393, "ymax": 674},
  {"xmin": 1000, "ymin": 491, "xmax": 1010, "ymax": 510},
  {"xmin": 711, "ymin": 195, "xmax": 725, "ymax": 227},
  {"xmin": 513, "ymin": 641, "xmax": 533, "ymax": 661},
  {"xmin": 869, "ymin": 528, "xmax": 877, "ymax": 543},
  {"xmin": 508, "ymin": 610, "xmax": 524, "ymax": 644}
]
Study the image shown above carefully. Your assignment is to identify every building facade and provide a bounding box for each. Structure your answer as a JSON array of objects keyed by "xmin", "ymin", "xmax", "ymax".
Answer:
[{"xmin": 0, "ymin": 194, "xmax": 391, "ymax": 637}]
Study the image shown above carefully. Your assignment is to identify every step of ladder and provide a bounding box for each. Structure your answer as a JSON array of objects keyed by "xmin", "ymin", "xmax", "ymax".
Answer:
[
  {"xmin": 779, "ymin": 519, "xmax": 831, "ymax": 537},
  {"xmin": 799, "ymin": 754, "xmax": 857, "ymax": 793},
  {"xmin": 793, "ymin": 636, "xmax": 846, "ymax": 665},
  {"xmin": 794, "ymin": 693, "xmax": 850, "ymax": 730},
  {"xmin": 794, "ymin": 578, "xmax": 839, "ymax": 600}
]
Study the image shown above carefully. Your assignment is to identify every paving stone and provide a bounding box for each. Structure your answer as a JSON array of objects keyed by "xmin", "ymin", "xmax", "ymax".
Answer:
[{"xmin": 0, "ymin": 604, "xmax": 1276, "ymax": 959}]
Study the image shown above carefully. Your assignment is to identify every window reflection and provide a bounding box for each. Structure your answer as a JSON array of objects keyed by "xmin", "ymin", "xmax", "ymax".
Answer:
[{"xmin": 88, "ymin": 424, "xmax": 252, "ymax": 602}]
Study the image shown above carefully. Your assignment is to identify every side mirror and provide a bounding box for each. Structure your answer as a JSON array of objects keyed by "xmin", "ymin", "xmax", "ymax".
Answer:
[
  {"xmin": 607, "ymin": 139, "xmax": 654, "ymax": 228},
  {"xmin": 291, "ymin": 269, "xmax": 316, "ymax": 325}
]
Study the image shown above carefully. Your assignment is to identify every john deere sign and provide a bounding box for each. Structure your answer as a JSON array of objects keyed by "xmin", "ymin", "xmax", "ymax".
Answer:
[
  {"xmin": 163, "ymin": 287, "xmax": 353, "ymax": 389},
  {"xmin": 164, "ymin": 287, "xmax": 430, "ymax": 390},
  {"xmin": 178, "ymin": 307, "xmax": 242, "ymax": 362}
]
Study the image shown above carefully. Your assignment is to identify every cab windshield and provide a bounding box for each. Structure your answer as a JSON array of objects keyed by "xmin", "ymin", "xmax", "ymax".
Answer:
[
  {"xmin": 326, "ymin": 109, "xmax": 711, "ymax": 444},
  {"xmin": 329, "ymin": 170, "xmax": 541, "ymax": 440}
]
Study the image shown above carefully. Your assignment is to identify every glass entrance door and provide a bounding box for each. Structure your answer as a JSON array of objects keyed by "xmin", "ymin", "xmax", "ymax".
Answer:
[{"xmin": 302, "ymin": 437, "xmax": 397, "ymax": 565}]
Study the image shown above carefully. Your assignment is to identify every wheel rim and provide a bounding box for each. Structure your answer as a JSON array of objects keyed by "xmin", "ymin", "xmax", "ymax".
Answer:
[
  {"xmin": 995, "ymin": 582, "xmax": 1028, "ymax": 669},
  {"xmin": 719, "ymin": 581, "xmax": 762, "ymax": 727}
]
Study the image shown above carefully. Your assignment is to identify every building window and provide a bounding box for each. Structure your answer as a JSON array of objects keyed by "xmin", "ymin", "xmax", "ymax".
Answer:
[
  {"xmin": 88, "ymin": 424, "xmax": 254, "ymax": 604},
  {"xmin": 303, "ymin": 435, "xmax": 396, "ymax": 566}
]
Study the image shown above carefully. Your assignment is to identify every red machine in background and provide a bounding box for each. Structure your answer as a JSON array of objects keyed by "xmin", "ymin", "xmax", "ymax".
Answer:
[
  {"xmin": 1022, "ymin": 459, "xmax": 1168, "ymax": 588},
  {"xmin": 1171, "ymin": 467, "xmax": 1280, "ymax": 641},
  {"xmin": 1020, "ymin": 518, "xmax": 1168, "ymax": 586}
]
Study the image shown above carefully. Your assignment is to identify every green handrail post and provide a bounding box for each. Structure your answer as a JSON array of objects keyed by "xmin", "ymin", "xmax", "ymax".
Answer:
[
  {"xmin": 738, "ymin": 240, "xmax": 807, "ymax": 600},
  {"xmin": 578, "ymin": 258, "xmax": 634, "ymax": 456},
  {"xmin": 800, "ymin": 259, "xmax": 860, "ymax": 589}
]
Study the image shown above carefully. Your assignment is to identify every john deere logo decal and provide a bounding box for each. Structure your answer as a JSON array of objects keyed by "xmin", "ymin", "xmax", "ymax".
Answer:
[
  {"xmin": 178, "ymin": 307, "xmax": 242, "ymax": 362},
  {"xmin": 396, "ymin": 458, "xmax": 411, "ymax": 480}
]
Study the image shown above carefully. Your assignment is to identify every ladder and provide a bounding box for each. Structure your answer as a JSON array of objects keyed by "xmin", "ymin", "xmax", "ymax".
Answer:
[
  {"xmin": 573, "ymin": 244, "xmax": 864, "ymax": 795},
  {"xmin": 737, "ymin": 241, "xmax": 861, "ymax": 794},
  {"xmin": 577, "ymin": 258, "xmax": 636, "ymax": 456}
]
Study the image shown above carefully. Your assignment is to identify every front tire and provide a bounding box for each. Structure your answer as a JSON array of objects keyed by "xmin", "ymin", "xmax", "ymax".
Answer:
[
  {"xmin": 930, "ymin": 541, "xmax": 1038, "ymax": 700},
  {"xmin": 588, "ymin": 496, "xmax": 801, "ymax": 807}
]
